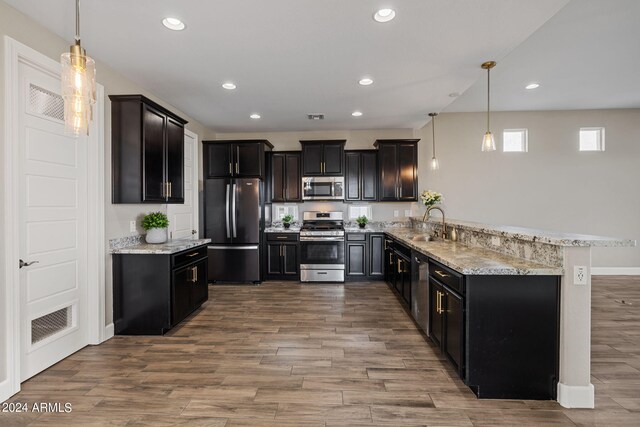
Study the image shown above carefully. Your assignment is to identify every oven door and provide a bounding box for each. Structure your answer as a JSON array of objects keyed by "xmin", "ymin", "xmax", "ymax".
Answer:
[{"xmin": 300, "ymin": 237, "xmax": 345, "ymax": 268}]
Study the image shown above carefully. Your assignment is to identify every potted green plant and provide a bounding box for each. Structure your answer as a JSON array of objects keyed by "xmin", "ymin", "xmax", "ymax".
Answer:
[
  {"xmin": 282, "ymin": 214, "xmax": 294, "ymax": 229},
  {"xmin": 142, "ymin": 211, "xmax": 169, "ymax": 244},
  {"xmin": 356, "ymin": 215, "xmax": 369, "ymax": 229}
]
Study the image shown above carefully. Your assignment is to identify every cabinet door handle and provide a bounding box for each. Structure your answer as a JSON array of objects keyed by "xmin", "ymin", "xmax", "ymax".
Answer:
[
  {"xmin": 169, "ymin": 181, "xmax": 172, "ymax": 198},
  {"xmin": 229, "ymin": 162, "xmax": 232, "ymax": 175},
  {"xmin": 397, "ymin": 258, "xmax": 402, "ymax": 274},
  {"xmin": 276, "ymin": 236, "xmax": 288, "ymax": 239},
  {"xmin": 191, "ymin": 266, "xmax": 198, "ymax": 283},
  {"xmin": 414, "ymin": 257, "xmax": 421, "ymax": 264},
  {"xmin": 236, "ymin": 162, "xmax": 239, "ymax": 174},
  {"xmin": 389, "ymin": 252, "xmax": 393, "ymax": 265},
  {"xmin": 435, "ymin": 270, "xmax": 450, "ymax": 279},
  {"xmin": 187, "ymin": 252, "xmax": 199, "ymax": 257}
]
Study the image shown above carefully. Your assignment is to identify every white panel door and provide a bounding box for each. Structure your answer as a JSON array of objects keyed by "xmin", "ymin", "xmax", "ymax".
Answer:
[
  {"xmin": 18, "ymin": 61, "xmax": 88, "ymax": 380},
  {"xmin": 167, "ymin": 130, "xmax": 199, "ymax": 240}
]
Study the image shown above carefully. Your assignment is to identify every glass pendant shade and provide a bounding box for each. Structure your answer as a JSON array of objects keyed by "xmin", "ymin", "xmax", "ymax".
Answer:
[
  {"xmin": 61, "ymin": 46, "xmax": 96, "ymax": 136},
  {"xmin": 430, "ymin": 157, "xmax": 440, "ymax": 171},
  {"xmin": 481, "ymin": 131, "xmax": 496, "ymax": 152},
  {"xmin": 61, "ymin": 0, "xmax": 96, "ymax": 136}
]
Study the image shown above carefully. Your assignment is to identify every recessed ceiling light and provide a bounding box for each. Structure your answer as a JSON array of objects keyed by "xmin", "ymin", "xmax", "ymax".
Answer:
[
  {"xmin": 373, "ymin": 8, "xmax": 396, "ymax": 23},
  {"xmin": 162, "ymin": 17, "xmax": 185, "ymax": 31},
  {"xmin": 250, "ymin": 113, "xmax": 261, "ymax": 119},
  {"xmin": 352, "ymin": 111, "xmax": 363, "ymax": 117},
  {"xmin": 222, "ymin": 82, "xmax": 237, "ymax": 90},
  {"xmin": 525, "ymin": 83, "xmax": 540, "ymax": 90},
  {"xmin": 359, "ymin": 78, "xmax": 374, "ymax": 86},
  {"xmin": 449, "ymin": 92, "xmax": 460, "ymax": 98}
]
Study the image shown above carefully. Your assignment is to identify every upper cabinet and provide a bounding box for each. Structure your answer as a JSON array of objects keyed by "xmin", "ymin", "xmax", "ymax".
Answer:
[
  {"xmin": 110, "ymin": 95, "xmax": 188, "ymax": 204},
  {"xmin": 203, "ymin": 140, "xmax": 273, "ymax": 179},
  {"xmin": 345, "ymin": 150, "xmax": 378, "ymax": 201},
  {"xmin": 301, "ymin": 140, "xmax": 345, "ymax": 176},
  {"xmin": 375, "ymin": 139, "xmax": 419, "ymax": 202},
  {"xmin": 270, "ymin": 152, "xmax": 302, "ymax": 202}
]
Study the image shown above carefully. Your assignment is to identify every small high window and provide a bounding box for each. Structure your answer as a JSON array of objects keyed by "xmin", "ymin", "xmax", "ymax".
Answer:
[
  {"xmin": 579, "ymin": 127, "xmax": 605, "ymax": 151},
  {"xmin": 503, "ymin": 129, "xmax": 528, "ymax": 152}
]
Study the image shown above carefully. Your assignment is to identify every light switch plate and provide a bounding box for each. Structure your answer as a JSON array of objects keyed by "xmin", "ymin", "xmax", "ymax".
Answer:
[
  {"xmin": 491, "ymin": 236, "xmax": 500, "ymax": 246},
  {"xmin": 129, "ymin": 220, "xmax": 136, "ymax": 233},
  {"xmin": 574, "ymin": 266, "xmax": 588, "ymax": 285},
  {"xmin": 404, "ymin": 210, "xmax": 411, "ymax": 217},
  {"xmin": 394, "ymin": 210, "xmax": 399, "ymax": 218}
]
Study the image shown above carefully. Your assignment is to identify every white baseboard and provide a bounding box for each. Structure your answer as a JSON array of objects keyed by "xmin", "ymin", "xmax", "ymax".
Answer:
[
  {"xmin": 557, "ymin": 382, "xmax": 594, "ymax": 408},
  {"xmin": 0, "ymin": 378, "xmax": 19, "ymax": 404},
  {"xmin": 592, "ymin": 267, "xmax": 640, "ymax": 276},
  {"xmin": 104, "ymin": 323, "xmax": 114, "ymax": 341}
]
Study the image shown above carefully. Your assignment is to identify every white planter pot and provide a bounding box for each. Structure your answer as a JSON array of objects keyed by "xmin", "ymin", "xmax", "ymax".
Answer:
[{"xmin": 145, "ymin": 228, "xmax": 168, "ymax": 244}]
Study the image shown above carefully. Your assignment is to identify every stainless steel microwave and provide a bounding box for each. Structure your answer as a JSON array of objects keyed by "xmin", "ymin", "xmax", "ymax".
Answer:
[{"xmin": 302, "ymin": 177, "xmax": 344, "ymax": 200}]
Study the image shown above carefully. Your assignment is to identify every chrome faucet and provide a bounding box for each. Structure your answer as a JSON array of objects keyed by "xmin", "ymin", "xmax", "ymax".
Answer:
[{"xmin": 426, "ymin": 206, "xmax": 446, "ymax": 239}]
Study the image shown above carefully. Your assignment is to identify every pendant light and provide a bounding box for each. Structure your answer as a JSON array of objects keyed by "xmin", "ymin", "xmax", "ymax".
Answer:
[
  {"xmin": 61, "ymin": 0, "xmax": 96, "ymax": 136},
  {"xmin": 428, "ymin": 113, "xmax": 439, "ymax": 170},
  {"xmin": 481, "ymin": 61, "xmax": 496, "ymax": 151}
]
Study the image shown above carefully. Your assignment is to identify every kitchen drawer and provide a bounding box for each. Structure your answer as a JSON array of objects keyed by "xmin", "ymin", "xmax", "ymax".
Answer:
[
  {"xmin": 394, "ymin": 241, "xmax": 412, "ymax": 258},
  {"xmin": 266, "ymin": 233, "xmax": 299, "ymax": 242},
  {"xmin": 346, "ymin": 233, "xmax": 366, "ymax": 241},
  {"xmin": 172, "ymin": 245, "xmax": 207, "ymax": 268},
  {"xmin": 429, "ymin": 260, "xmax": 464, "ymax": 295}
]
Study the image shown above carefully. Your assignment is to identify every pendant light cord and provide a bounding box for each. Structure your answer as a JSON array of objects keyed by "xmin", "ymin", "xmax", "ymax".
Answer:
[
  {"xmin": 486, "ymin": 67, "xmax": 491, "ymax": 132},
  {"xmin": 75, "ymin": 0, "xmax": 80, "ymax": 42},
  {"xmin": 432, "ymin": 116, "xmax": 436, "ymax": 157}
]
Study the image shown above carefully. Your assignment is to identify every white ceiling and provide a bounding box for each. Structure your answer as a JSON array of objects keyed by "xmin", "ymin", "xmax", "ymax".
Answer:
[
  {"xmin": 5, "ymin": 0, "xmax": 587, "ymax": 132},
  {"xmin": 446, "ymin": 0, "xmax": 640, "ymax": 113}
]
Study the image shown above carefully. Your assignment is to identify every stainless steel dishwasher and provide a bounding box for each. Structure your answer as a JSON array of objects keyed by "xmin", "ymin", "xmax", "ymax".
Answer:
[{"xmin": 411, "ymin": 252, "xmax": 430, "ymax": 334}]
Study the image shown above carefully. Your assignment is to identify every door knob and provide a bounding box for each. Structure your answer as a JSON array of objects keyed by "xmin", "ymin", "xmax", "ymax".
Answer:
[{"xmin": 19, "ymin": 259, "xmax": 39, "ymax": 269}]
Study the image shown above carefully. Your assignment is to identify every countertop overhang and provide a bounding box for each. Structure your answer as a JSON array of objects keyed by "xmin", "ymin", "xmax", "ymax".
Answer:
[{"xmin": 111, "ymin": 238, "xmax": 211, "ymax": 255}]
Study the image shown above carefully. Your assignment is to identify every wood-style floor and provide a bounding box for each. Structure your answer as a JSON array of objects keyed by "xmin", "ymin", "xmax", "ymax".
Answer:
[{"xmin": 2, "ymin": 276, "xmax": 639, "ymax": 426}]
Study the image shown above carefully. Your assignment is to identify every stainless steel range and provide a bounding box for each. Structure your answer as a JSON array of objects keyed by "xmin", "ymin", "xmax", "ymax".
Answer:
[{"xmin": 300, "ymin": 211, "xmax": 345, "ymax": 282}]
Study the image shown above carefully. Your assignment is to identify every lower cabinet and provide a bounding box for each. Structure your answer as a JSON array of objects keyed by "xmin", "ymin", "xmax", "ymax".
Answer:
[
  {"xmin": 428, "ymin": 267, "xmax": 464, "ymax": 377},
  {"xmin": 113, "ymin": 244, "xmax": 209, "ymax": 335},
  {"xmin": 264, "ymin": 233, "xmax": 299, "ymax": 280},
  {"xmin": 384, "ymin": 240, "xmax": 412, "ymax": 305},
  {"xmin": 346, "ymin": 233, "xmax": 385, "ymax": 280},
  {"xmin": 424, "ymin": 258, "xmax": 561, "ymax": 400}
]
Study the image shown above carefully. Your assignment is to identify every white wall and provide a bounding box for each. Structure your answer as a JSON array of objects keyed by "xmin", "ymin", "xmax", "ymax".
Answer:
[
  {"xmin": 0, "ymin": 0, "xmax": 216, "ymax": 385},
  {"xmin": 415, "ymin": 109, "xmax": 640, "ymax": 268}
]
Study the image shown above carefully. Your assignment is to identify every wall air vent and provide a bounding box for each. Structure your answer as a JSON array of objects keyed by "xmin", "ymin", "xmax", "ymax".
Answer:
[{"xmin": 307, "ymin": 114, "xmax": 324, "ymax": 120}]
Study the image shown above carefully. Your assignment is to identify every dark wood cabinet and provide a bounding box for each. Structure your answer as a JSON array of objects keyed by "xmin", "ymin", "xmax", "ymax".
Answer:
[
  {"xmin": 301, "ymin": 140, "xmax": 345, "ymax": 176},
  {"xmin": 384, "ymin": 236, "xmax": 395, "ymax": 286},
  {"xmin": 345, "ymin": 150, "xmax": 377, "ymax": 201},
  {"xmin": 110, "ymin": 94, "xmax": 188, "ymax": 204},
  {"xmin": 346, "ymin": 233, "xmax": 385, "ymax": 280},
  {"xmin": 374, "ymin": 139, "xmax": 419, "ymax": 202},
  {"xmin": 346, "ymin": 237, "xmax": 367, "ymax": 277},
  {"xmin": 424, "ymin": 258, "xmax": 560, "ymax": 400},
  {"xmin": 270, "ymin": 152, "xmax": 302, "ymax": 202},
  {"xmin": 204, "ymin": 140, "xmax": 273, "ymax": 179},
  {"xmin": 264, "ymin": 233, "xmax": 300, "ymax": 280},
  {"xmin": 113, "ymin": 245, "xmax": 208, "ymax": 335},
  {"xmin": 383, "ymin": 239, "xmax": 412, "ymax": 305},
  {"xmin": 368, "ymin": 234, "xmax": 385, "ymax": 278}
]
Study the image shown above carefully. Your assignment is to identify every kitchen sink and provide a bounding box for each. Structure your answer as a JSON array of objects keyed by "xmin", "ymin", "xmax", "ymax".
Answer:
[{"xmin": 411, "ymin": 234, "xmax": 436, "ymax": 242}]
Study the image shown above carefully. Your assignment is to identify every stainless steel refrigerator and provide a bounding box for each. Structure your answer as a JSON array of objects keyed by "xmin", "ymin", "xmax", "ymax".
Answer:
[{"xmin": 205, "ymin": 178, "xmax": 261, "ymax": 283}]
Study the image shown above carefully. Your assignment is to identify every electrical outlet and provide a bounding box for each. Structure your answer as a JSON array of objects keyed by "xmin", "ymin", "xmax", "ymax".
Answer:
[
  {"xmin": 491, "ymin": 236, "xmax": 500, "ymax": 246},
  {"xmin": 130, "ymin": 220, "xmax": 137, "ymax": 233},
  {"xmin": 394, "ymin": 210, "xmax": 399, "ymax": 218},
  {"xmin": 404, "ymin": 210, "xmax": 411, "ymax": 217},
  {"xmin": 574, "ymin": 266, "xmax": 588, "ymax": 285}
]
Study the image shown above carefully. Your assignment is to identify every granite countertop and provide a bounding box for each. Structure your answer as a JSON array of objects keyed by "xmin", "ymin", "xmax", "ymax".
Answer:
[
  {"xmin": 422, "ymin": 218, "xmax": 636, "ymax": 247},
  {"xmin": 344, "ymin": 226, "xmax": 387, "ymax": 233},
  {"xmin": 385, "ymin": 229, "xmax": 563, "ymax": 276},
  {"xmin": 111, "ymin": 238, "xmax": 211, "ymax": 255},
  {"xmin": 264, "ymin": 227, "xmax": 301, "ymax": 233}
]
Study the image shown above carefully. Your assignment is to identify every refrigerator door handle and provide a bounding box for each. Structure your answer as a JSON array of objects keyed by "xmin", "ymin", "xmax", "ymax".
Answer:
[
  {"xmin": 232, "ymin": 183, "xmax": 237, "ymax": 238},
  {"xmin": 225, "ymin": 184, "xmax": 231, "ymax": 238}
]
